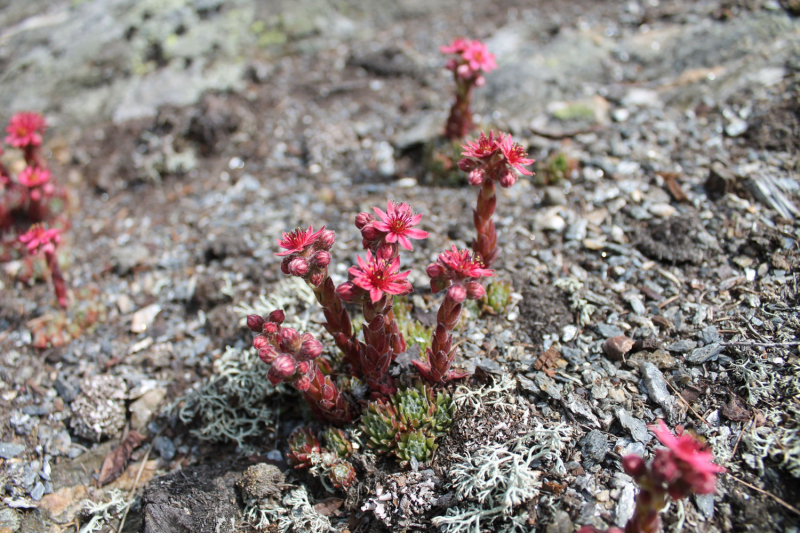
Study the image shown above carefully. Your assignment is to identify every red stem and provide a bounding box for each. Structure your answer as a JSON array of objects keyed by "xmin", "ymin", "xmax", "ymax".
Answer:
[
  {"xmin": 472, "ymin": 179, "xmax": 498, "ymax": 266},
  {"xmin": 444, "ymin": 76, "xmax": 475, "ymax": 140},
  {"xmin": 45, "ymin": 250, "xmax": 68, "ymax": 308}
]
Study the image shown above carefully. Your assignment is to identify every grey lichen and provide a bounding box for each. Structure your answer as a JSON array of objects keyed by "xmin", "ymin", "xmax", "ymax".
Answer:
[
  {"xmin": 277, "ymin": 486, "xmax": 333, "ymax": 533},
  {"xmin": 240, "ymin": 463, "xmax": 292, "ymax": 530},
  {"xmin": 70, "ymin": 375, "xmax": 127, "ymax": 442}
]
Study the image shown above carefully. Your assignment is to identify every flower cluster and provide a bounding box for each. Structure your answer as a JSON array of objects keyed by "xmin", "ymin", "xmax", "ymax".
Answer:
[
  {"xmin": 276, "ymin": 225, "xmax": 335, "ymax": 287},
  {"xmin": 441, "ymin": 38, "xmax": 497, "ymax": 140},
  {"xmin": 18, "ymin": 224, "xmax": 68, "ymax": 308},
  {"xmin": 247, "ymin": 310, "xmax": 351, "ymax": 426},
  {"xmin": 414, "ymin": 246, "xmax": 494, "ymax": 383},
  {"xmin": 580, "ymin": 420, "xmax": 725, "ymax": 533},
  {"xmin": 457, "ymin": 130, "xmax": 533, "ymax": 267}
]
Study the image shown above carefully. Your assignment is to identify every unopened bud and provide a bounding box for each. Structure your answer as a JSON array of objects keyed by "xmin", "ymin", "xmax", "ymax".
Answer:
[
  {"xmin": 247, "ymin": 314, "xmax": 265, "ymax": 333},
  {"xmin": 468, "ymin": 169, "xmax": 486, "ymax": 186},
  {"xmin": 376, "ymin": 243, "xmax": 397, "ymax": 261},
  {"xmin": 447, "ymin": 284, "xmax": 467, "ymax": 303},
  {"xmin": 458, "ymin": 158, "xmax": 478, "ymax": 172},
  {"xmin": 308, "ymin": 270, "xmax": 325, "ymax": 287},
  {"xmin": 457, "ymin": 63, "xmax": 472, "ymax": 78},
  {"xmin": 294, "ymin": 375, "xmax": 311, "ymax": 391},
  {"xmin": 360, "ymin": 223, "xmax": 381, "ymax": 241},
  {"xmin": 317, "ymin": 229, "xmax": 336, "ymax": 250},
  {"xmin": 622, "ymin": 455, "xmax": 647, "ymax": 478},
  {"xmin": 288, "ymin": 257, "xmax": 309, "ymax": 277},
  {"xmin": 268, "ymin": 309, "xmax": 285, "ymax": 324},
  {"xmin": 335, "ymin": 281, "xmax": 359, "ymax": 302},
  {"xmin": 281, "ymin": 257, "xmax": 292, "ymax": 275},
  {"xmin": 252, "ymin": 335, "xmax": 269, "ymax": 350},
  {"xmin": 280, "ymin": 328, "xmax": 300, "ymax": 351},
  {"xmin": 355, "ymin": 212, "xmax": 374, "ymax": 229},
  {"xmin": 426, "ymin": 263, "xmax": 445, "ymax": 279},
  {"xmin": 465, "ymin": 281, "xmax": 486, "ymax": 300},
  {"xmin": 474, "ymin": 75, "xmax": 486, "ymax": 87},
  {"xmin": 311, "ymin": 250, "xmax": 331, "ymax": 267},
  {"xmin": 498, "ymin": 168, "xmax": 517, "ymax": 188},
  {"xmin": 263, "ymin": 322, "xmax": 279, "ymax": 336},
  {"xmin": 444, "ymin": 58, "xmax": 457, "ymax": 71},
  {"xmin": 272, "ymin": 354, "xmax": 297, "ymax": 378},
  {"xmin": 258, "ymin": 345, "xmax": 278, "ymax": 364},
  {"xmin": 267, "ymin": 367, "xmax": 284, "ymax": 386},
  {"xmin": 297, "ymin": 339, "xmax": 324, "ymax": 361}
]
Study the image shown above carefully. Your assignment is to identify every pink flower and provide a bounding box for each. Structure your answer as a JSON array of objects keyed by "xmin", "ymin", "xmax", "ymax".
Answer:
[
  {"xmin": 17, "ymin": 166, "xmax": 50, "ymax": 188},
  {"xmin": 462, "ymin": 40, "xmax": 497, "ymax": 73},
  {"xmin": 460, "ymin": 131, "xmax": 501, "ymax": 160},
  {"xmin": 438, "ymin": 246, "xmax": 494, "ymax": 279},
  {"xmin": 276, "ymin": 225, "xmax": 326, "ymax": 256},
  {"xmin": 440, "ymin": 38, "xmax": 472, "ymax": 55},
  {"xmin": 500, "ymin": 135, "xmax": 534, "ymax": 176},
  {"xmin": 372, "ymin": 201, "xmax": 429, "ymax": 250},
  {"xmin": 5, "ymin": 112, "xmax": 46, "ymax": 148},
  {"xmin": 650, "ymin": 420, "xmax": 725, "ymax": 497},
  {"xmin": 19, "ymin": 225, "xmax": 61, "ymax": 254},
  {"xmin": 348, "ymin": 251, "xmax": 412, "ymax": 303}
]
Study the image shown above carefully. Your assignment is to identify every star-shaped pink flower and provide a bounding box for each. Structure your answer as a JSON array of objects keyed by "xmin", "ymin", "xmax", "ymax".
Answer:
[
  {"xmin": 436, "ymin": 245, "xmax": 494, "ymax": 280},
  {"xmin": 462, "ymin": 40, "xmax": 497, "ymax": 73},
  {"xmin": 650, "ymin": 420, "xmax": 725, "ymax": 497},
  {"xmin": 372, "ymin": 201, "xmax": 429, "ymax": 250},
  {"xmin": 276, "ymin": 225, "xmax": 326, "ymax": 256},
  {"xmin": 5, "ymin": 112, "xmax": 46, "ymax": 148},
  {"xmin": 17, "ymin": 166, "xmax": 51, "ymax": 188},
  {"xmin": 500, "ymin": 135, "xmax": 533, "ymax": 176},
  {"xmin": 440, "ymin": 38, "xmax": 472, "ymax": 55},
  {"xmin": 19, "ymin": 225, "xmax": 61, "ymax": 254},
  {"xmin": 348, "ymin": 251, "xmax": 412, "ymax": 303}
]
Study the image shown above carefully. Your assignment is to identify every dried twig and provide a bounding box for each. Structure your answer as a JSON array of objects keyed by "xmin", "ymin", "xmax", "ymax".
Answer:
[
  {"xmin": 728, "ymin": 474, "xmax": 800, "ymax": 517},
  {"xmin": 665, "ymin": 380, "xmax": 709, "ymax": 426},
  {"xmin": 722, "ymin": 341, "xmax": 800, "ymax": 347},
  {"xmin": 729, "ymin": 417, "xmax": 752, "ymax": 459},
  {"xmin": 116, "ymin": 428, "xmax": 163, "ymax": 533}
]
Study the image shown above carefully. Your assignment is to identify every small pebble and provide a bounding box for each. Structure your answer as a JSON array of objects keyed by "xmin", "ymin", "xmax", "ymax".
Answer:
[
  {"xmin": 562, "ymin": 325, "xmax": 578, "ymax": 342},
  {"xmin": 603, "ymin": 336, "xmax": 635, "ymax": 361},
  {"xmin": 30, "ymin": 481, "xmax": 45, "ymax": 501},
  {"xmin": 0, "ymin": 442, "xmax": 26, "ymax": 459},
  {"xmin": 649, "ymin": 203, "xmax": 677, "ymax": 218},
  {"xmin": 153, "ymin": 436, "xmax": 176, "ymax": 461}
]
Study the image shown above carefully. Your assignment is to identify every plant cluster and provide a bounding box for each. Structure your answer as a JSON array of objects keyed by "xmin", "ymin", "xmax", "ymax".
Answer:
[
  {"xmin": 242, "ymin": 129, "xmax": 531, "ymax": 481},
  {"xmin": 580, "ymin": 420, "xmax": 725, "ymax": 533},
  {"xmin": 1, "ymin": 111, "xmax": 72, "ymax": 307},
  {"xmin": 287, "ymin": 426, "xmax": 357, "ymax": 490},
  {"xmin": 441, "ymin": 38, "xmax": 497, "ymax": 140}
]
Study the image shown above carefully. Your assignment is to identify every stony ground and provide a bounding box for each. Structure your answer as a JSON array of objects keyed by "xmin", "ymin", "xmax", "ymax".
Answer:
[{"xmin": 1, "ymin": 0, "xmax": 799, "ymax": 532}]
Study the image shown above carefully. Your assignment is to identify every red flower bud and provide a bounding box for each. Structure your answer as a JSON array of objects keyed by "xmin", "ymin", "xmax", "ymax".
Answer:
[
  {"xmin": 447, "ymin": 284, "xmax": 467, "ymax": 303},
  {"xmin": 360, "ymin": 223, "xmax": 381, "ymax": 241},
  {"xmin": 308, "ymin": 270, "xmax": 325, "ymax": 287},
  {"xmin": 622, "ymin": 455, "xmax": 647, "ymax": 478},
  {"xmin": 376, "ymin": 243, "xmax": 397, "ymax": 261},
  {"xmin": 426, "ymin": 263, "xmax": 445, "ymax": 279},
  {"xmin": 246, "ymin": 314, "xmax": 265, "ymax": 333},
  {"xmin": 317, "ymin": 229, "xmax": 336, "ymax": 250},
  {"xmin": 498, "ymin": 168, "xmax": 517, "ymax": 188},
  {"xmin": 280, "ymin": 328, "xmax": 300, "ymax": 351},
  {"xmin": 258, "ymin": 345, "xmax": 278, "ymax": 364},
  {"xmin": 268, "ymin": 309, "xmax": 285, "ymax": 324},
  {"xmin": 335, "ymin": 281, "xmax": 360, "ymax": 302},
  {"xmin": 281, "ymin": 257, "xmax": 292, "ymax": 275},
  {"xmin": 288, "ymin": 257, "xmax": 309, "ymax": 277},
  {"xmin": 468, "ymin": 169, "xmax": 486, "ymax": 186},
  {"xmin": 296, "ymin": 361, "xmax": 310, "ymax": 375},
  {"xmin": 355, "ymin": 212, "xmax": 374, "ymax": 229},
  {"xmin": 458, "ymin": 158, "xmax": 478, "ymax": 172},
  {"xmin": 272, "ymin": 354, "xmax": 297, "ymax": 378},
  {"xmin": 294, "ymin": 375, "xmax": 311, "ymax": 391},
  {"xmin": 465, "ymin": 281, "xmax": 485, "ymax": 300},
  {"xmin": 252, "ymin": 335, "xmax": 269, "ymax": 350},
  {"xmin": 267, "ymin": 366, "xmax": 284, "ymax": 386},
  {"xmin": 297, "ymin": 339, "xmax": 323, "ymax": 361},
  {"xmin": 311, "ymin": 250, "xmax": 331, "ymax": 267},
  {"xmin": 263, "ymin": 322, "xmax": 279, "ymax": 336}
]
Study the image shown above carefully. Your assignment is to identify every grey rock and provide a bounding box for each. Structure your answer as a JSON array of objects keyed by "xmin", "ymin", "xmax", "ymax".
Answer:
[
  {"xmin": 565, "ymin": 395, "xmax": 601, "ymax": 428},
  {"xmin": 543, "ymin": 186, "xmax": 567, "ymax": 206},
  {"xmin": 21, "ymin": 403, "xmax": 51, "ymax": 416},
  {"xmin": 565, "ymin": 219, "xmax": 588, "ymax": 241},
  {"xmin": 393, "ymin": 112, "xmax": 443, "ymax": 149},
  {"xmin": 112, "ymin": 243, "xmax": 150, "ymax": 275},
  {"xmin": 0, "ymin": 442, "xmax": 26, "ymax": 459},
  {"xmin": 534, "ymin": 373, "xmax": 563, "ymax": 401},
  {"xmin": 153, "ymin": 436, "xmax": 176, "ymax": 461},
  {"xmin": 687, "ymin": 342, "xmax": 724, "ymax": 364},
  {"xmin": 580, "ymin": 430, "xmax": 608, "ymax": 467},
  {"xmin": 617, "ymin": 409, "xmax": 651, "ymax": 443},
  {"xmin": 0, "ymin": 507, "xmax": 20, "ymax": 531},
  {"xmin": 640, "ymin": 362, "xmax": 680, "ymax": 423},
  {"xmin": 665, "ymin": 339, "xmax": 697, "ymax": 353},
  {"xmin": 725, "ymin": 118, "xmax": 748, "ymax": 137},
  {"xmin": 546, "ymin": 510, "xmax": 573, "ymax": 533},
  {"xmin": 615, "ymin": 484, "xmax": 637, "ymax": 527},
  {"xmin": 54, "ymin": 375, "xmax": 78, "ymax": 403},
  {"xmin": 30, "ymin": 481, "xmax": 45, "ymax": 501},
  {"xmin": 694, "ymin": 493, "xmax": 715, "ymax": 520},
  {"xmin": 476, "ymin": 357, "xmax": 503, "ymax": 376},
  {"xmin": 701, "ymin": 325, "xmax": 720, "ymax": 344},
  {"xmin": 594, "ymin": 324, "xmax": 624, "ymax": 338},
  {"xmin": 628, "ymin": 296, "xmax": 646, "ymax": 316}
]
